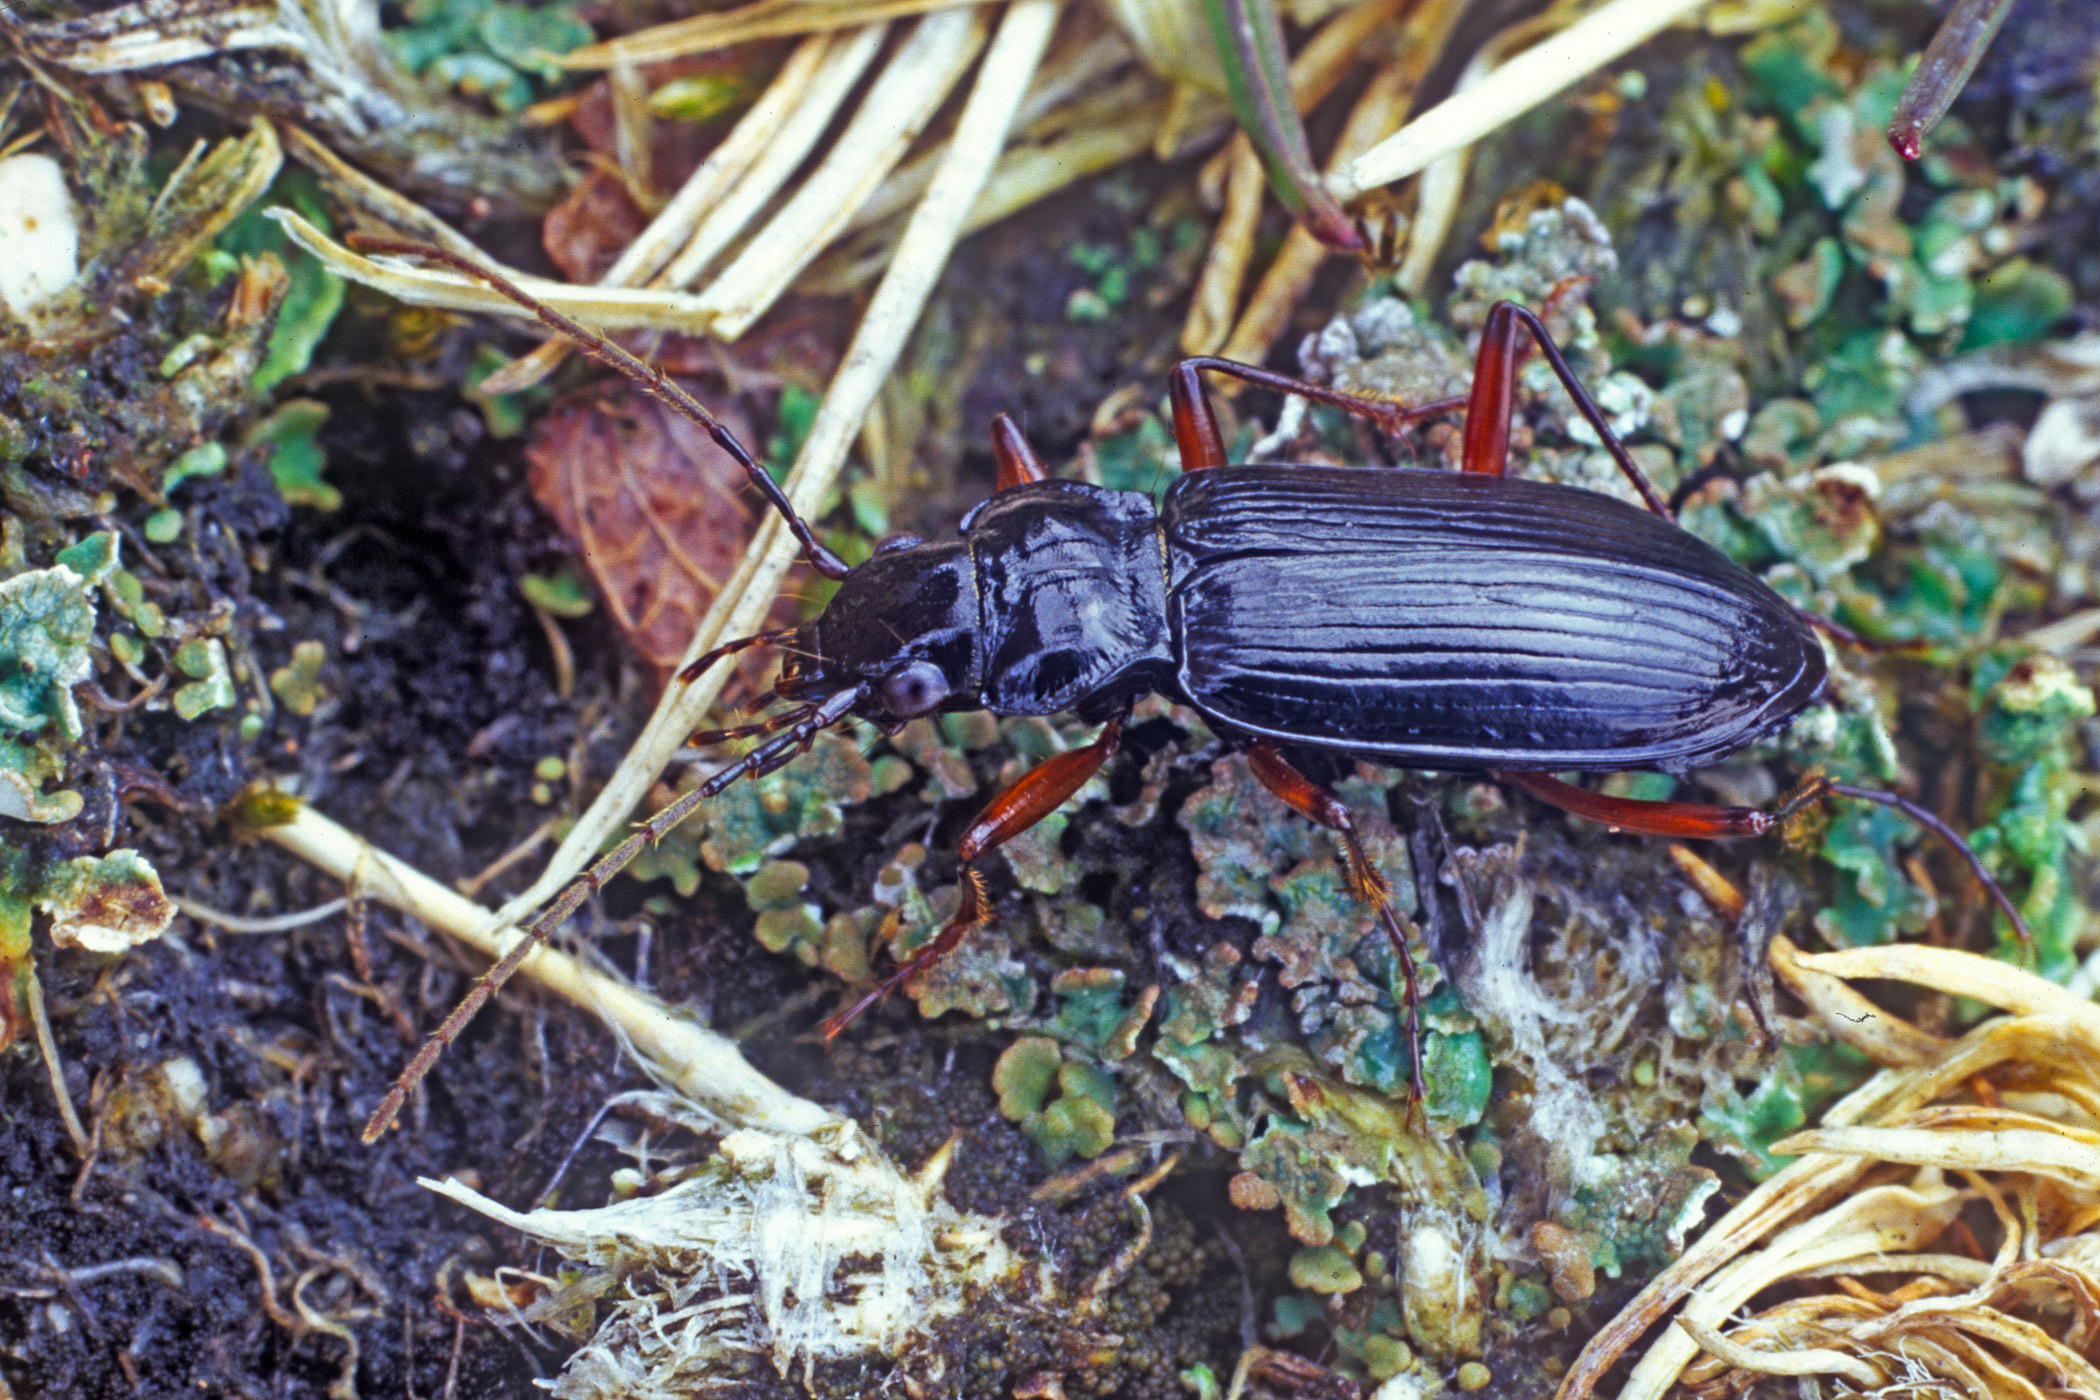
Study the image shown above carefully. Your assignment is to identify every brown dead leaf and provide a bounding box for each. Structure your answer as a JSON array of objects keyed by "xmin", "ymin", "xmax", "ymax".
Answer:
[
  {"xmin": 541, "ymin": 165, "xmax": 651, "ymax": 285},
  {"xmin": 524, "ymin": 383, "xmax": 795, "ymax": 685}
]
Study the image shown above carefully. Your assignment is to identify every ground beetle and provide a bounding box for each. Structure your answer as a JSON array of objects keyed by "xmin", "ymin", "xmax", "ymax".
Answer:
[{"xmin": 355, "ymin": 241, "xmax": 2030, "ymax": 1139}]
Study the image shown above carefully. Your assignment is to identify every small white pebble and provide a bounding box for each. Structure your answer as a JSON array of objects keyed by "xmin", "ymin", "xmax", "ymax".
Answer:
[{"xmin": 0, "ymin": 154, "xmax": 81, "ymax": 317}]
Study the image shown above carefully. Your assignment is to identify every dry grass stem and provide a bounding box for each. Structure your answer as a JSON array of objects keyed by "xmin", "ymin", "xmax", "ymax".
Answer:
[
  {"xmin": 2019, "ymin": 605, "xmax": 2100, "ymax": 654},
  {"xmin": 1181, "ymin": 146, "xmax": 1267, "ymax": 356},
  {"xmin": 28, "ymin": 970, "xmax": 90, "ymax": 1159},
  {"xmin": 19, "ymin": 0, "xmax": 315, "ymax": 74},
  {"xmin": 563, "ymin": 0, "xmax": 983, "ymax": 69},
  {"xmin": 479, "ymin": 32, "xmax": 840, "ymax": 396},
  {"xmin": 804, "ymin": 88, "xmax": 1174, "ymax": 292},
  {"xmin": 1769, "ymin": 934, "xmax": 1951, "ymax": 1066},
  {"xmin": 829, "ymin": 26, "xmax": 1149, "ymax": 236},
  {"xmin": 264, "ymin": 805, "xmax": 842, "ymax": 1137},
  {"xmin": 1672, "ymin": 1317, "xmax": 1879, "ymax": 1385},
  {"xmin": 1561, "ymin": 942, "xmax": 2100, "ymax": 1400},
  {"xmin": 1391, "ymin": 6, "xmax": 1555, "ymax": 295},
  {"xmin": 282, "ymin": 125, "xmax": 488, "ymax": 263},
  {"xmin": 268, "ymin": 209, "xmax": 724, "ymax": 332},
  {"xmin": 266, "ymin": 810, "xmax": 1027, "ymax": 1387},
  {"xmin": 1329, "ymin": 0, "xmax": 1713, "ymax": 204},
  {"xmin": 1095, "ymin": 0, "xmax": 1218, "ymax": 91},
  {"xmin": 692, "ymin": 9, "xmax": 988, "ymax": 340},
  {"xmin": 1792, "ymin": 944, "xmax": 2100, "ymax": 1036},
  {"xmin": 653, "ymin": 24, "xmax": 889, "ymax": 294}
]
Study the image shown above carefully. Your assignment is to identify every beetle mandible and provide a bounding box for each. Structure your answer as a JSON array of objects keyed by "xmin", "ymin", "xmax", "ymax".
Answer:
[{"xmin": 354, "ymin": 240, "xmax": 2030, "ymax": 1140}]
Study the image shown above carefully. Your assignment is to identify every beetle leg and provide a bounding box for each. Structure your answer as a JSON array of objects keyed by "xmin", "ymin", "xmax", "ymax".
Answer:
[
  {"xmin": 1498, "ymin": 770, "xmax": 2034, "ymax": 955},
  {"xmin": 1169, "ymin": 362, "xmax": 1231, "ymax": 469},
  {"xmin": 1247, "ymin": 743, "xmax": 1427, "ymax": 1118},
  {"xmin": 1169, "ymin": 357, "xmax": 1466, "ymax": 472},
  {"xmin": 823, "ymin": 711, "xmax": 1128, "ymax": 1039},
  {"xmin": 1495, "ymin": 770, "xmax": 1795, "ymax": 838},
  {"xmin": 990, "ymin": 412, "xmax": 1049, "ymax": 489},
  {"xmin": 1460, "ymin": 302, "xmax": 1672, "ymax": 518}
]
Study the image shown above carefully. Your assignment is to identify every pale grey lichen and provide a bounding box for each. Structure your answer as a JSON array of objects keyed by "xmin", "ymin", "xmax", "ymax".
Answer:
[{"xmin": 428, "ymin": 1118, "xmax": 1011, "ymax": 1398}]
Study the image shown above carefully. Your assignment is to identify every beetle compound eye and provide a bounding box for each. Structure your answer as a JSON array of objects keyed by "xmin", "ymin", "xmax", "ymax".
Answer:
[{"xmin": 879, "ymin": 659, "xmax": 949, "ymax": 718}]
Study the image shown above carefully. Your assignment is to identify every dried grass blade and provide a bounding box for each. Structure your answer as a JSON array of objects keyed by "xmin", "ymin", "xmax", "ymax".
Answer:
[
  {"xmin": 1672, "ymin": 1317, "xmax": 1880, "ymax": 1386},
  {"xmin": 479, "ymin": 31, "xmax": 841, "ymax": 396},
  {"xmin": 654, "ymin": 23, "xmax": 889, "ymax": 292},
  {"xmin": 1614, "ymin": 1178, "xmax": 1964, "ymax": 1400},
  {"xmin": 1770, "ymin": 1119, "xmax": 2100, "ymax": 1193},
  {"xmin": 564, "ymin": 0, "xmax": 981, "ymax": 69},
  {"xmin": 1329, "ymin": 0, "xmax": 1710, "ymax": 203},
  {"xmin": 282, "ymin": 125, "xmax": 488, "ymax": 262},
  {"xmin": 694, "ymin": 7, "xmax": 989, "ymax": 340},
  {"xmin": 264, "ymin": 806, "xmax": 842, "ymax": 1137},
  {"xmin": 20, "ymin": 2, "xmax": 290, "ymax": 74},
  {"xmin": 1770, "ymin": 933, "xmax": 1951, "ymax": 1067},
  {"xmin": 1393, "ymin": 4, "xmax": 1552, "ymax": 295},
  {"xmin": 1791, "ymin": 945, "xmax": 2100, "ymax": 1045},
  {"xmin": 267, "ymin": 209, "xmax": 723, "ymax": 331}
]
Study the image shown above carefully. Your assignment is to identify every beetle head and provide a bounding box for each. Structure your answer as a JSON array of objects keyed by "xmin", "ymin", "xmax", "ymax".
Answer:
[{"xmin": 775, "ymin": 534, "xmax": 978, "ymax": 724}]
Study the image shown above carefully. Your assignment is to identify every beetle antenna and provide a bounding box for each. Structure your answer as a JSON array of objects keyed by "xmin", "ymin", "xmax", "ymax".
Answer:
[
  {"xmin": 360, "ymin": 683, "xmax": 867, "ymax": 1143},
  {"xmin": 1825, "ymin": 780, "xmax": 2034, "ymax": 957},
  {"xmin": 345, "ymin": 235, "xmax": 852, "ymax": 582}
]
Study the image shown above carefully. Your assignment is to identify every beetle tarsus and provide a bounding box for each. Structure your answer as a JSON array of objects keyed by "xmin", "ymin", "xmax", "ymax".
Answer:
[{"xmin": 1501, "ymin": 770, "xmax": 2034, "ymax": 959}]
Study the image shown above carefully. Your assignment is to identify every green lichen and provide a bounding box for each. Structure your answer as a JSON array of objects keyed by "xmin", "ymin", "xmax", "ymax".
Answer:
[
  {"xmin": 267, "ymin": 639, "xmax": 329, "ymax": 717},
  {"xmin": 746, "ymin": 861, "xmax": 828, "ymax": 967},
  {"xmin": 992, "ymin": 1035, "xmax": 1061, "ymax": 1120},
  {"xmin": 245, "ymin": 399, "xmax": 338, "ymax": 512},
  {"xmin": 388, "ymin": 0, "xmax": 594, "ymax": 114},
  {"xmin": 172, "ymin": 637, "xmax": 237, "ymax": 720},
  {"xmin": 1044, "ymin": 967, "xmax": 1154, "ymax": 1062},
  {"xmin": 0, "ymin": 556, "xmax": 103, "ymax": 822},
  {"xmin": 697, "ymin": 728, "xmax": 874, "ymax": 876},
  {"xmin": 34, "ymin": 849, "xmax": 175, "ymax": 955},
  {"xmin": 0, "ymin": 843, "xmax": 172, "ymax": 1048},
  {"xmin": 993, "ymin": 1035, "xmax": 1118, "ymax": 1164},
  {"xmin": 1287, "ymin": 1245, "xmax": 1362, "ymax": 1296},
  {"xmin": 1966, "ymin": 651, "xmax": 2096, "ymax": 977}
]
